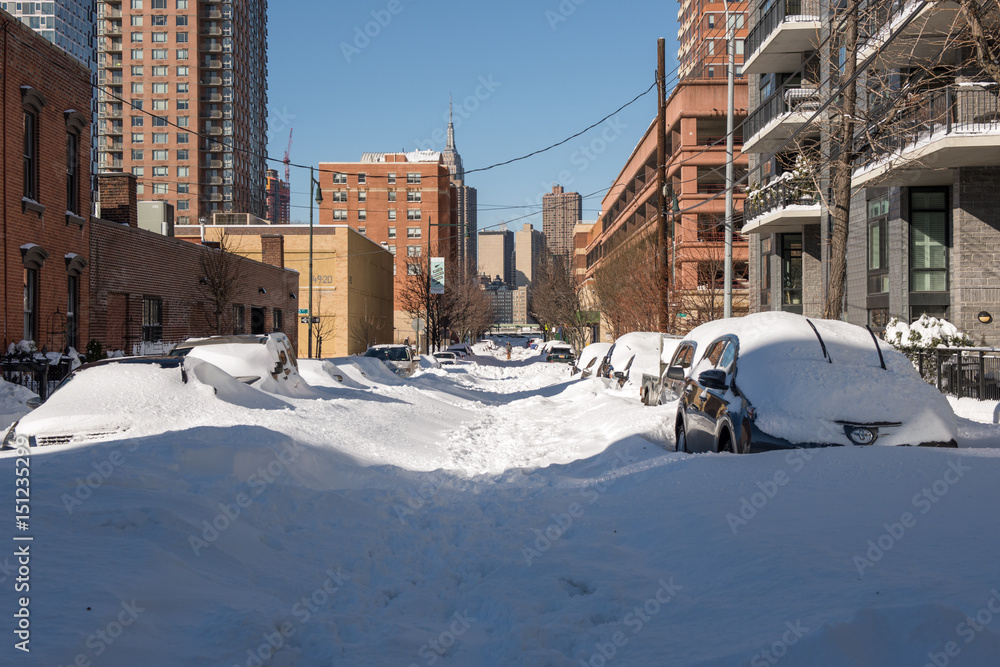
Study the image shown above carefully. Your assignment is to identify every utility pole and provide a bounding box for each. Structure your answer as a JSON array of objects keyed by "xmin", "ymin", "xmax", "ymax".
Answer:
[
  {"xmin": 724, "ymin": 7, "xmax": 736, "ymax": 319},
  {"xmin": 657, "ymin": 37, "xmax": 669, "ymax": 333}
]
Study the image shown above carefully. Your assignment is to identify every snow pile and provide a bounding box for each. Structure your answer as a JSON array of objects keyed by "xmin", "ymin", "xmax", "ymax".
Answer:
[{"xmin": 0, "ymin": 377, "xmax": 37, "ymax": 429}]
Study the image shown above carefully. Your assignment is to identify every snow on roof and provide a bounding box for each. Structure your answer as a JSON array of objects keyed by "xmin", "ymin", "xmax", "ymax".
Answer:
[{"xmin": 360, "ymin": 150, "xmax": 442, "ymax": 163}]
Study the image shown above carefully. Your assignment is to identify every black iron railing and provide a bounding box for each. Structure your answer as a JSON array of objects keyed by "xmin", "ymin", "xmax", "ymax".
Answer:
[
  {"xmin": 746, "ymin": 85, "xmax": 820, "ymax": 143},
  {"xmin": 744, "ymin": 178, "xmax": 819, "ymax": 222},
  {"xmin": 746, "ymin": 0, "xmax": 822, "ymax": 62},
  {"xmin": 913, "ymin": 348, "xmax": 1000, "ymax": 400}
]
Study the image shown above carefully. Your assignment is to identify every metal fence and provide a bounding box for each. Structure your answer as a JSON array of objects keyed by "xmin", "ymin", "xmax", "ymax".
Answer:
[
  {"xmin": 912, "ymin": 348, "xmax": 1000, "ymax": 401},
  {"xmin": 0, "ymin": 353, "xmax": 74, "ymax": 402}
]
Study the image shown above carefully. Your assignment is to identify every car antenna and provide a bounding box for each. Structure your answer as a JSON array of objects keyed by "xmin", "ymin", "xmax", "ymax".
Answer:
[
  {"xmin": 865, "ymin": 325, "xmax": 887, "ymax": 370},
  {"xmin": 805, "ymin": 319, "xmax": 833, "ymax": 363}
]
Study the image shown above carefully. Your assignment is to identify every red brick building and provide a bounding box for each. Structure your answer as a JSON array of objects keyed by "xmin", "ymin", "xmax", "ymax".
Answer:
[
  {"xmin": 91, "ymin": 174, "xmax": 299, "ymax": 354},
  {"xmin": 1, "ymin": 11, "xmax": 93, "ymax": 352}
]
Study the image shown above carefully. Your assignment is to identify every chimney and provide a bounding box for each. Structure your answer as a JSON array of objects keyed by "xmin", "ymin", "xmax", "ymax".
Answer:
[
  {"xmin": 97, "ymin": 173, "xmax": 139, "ymax": 227},
  {"xmin": 260, "ymin": 234, "xmax": 285, "ymax": 268}
]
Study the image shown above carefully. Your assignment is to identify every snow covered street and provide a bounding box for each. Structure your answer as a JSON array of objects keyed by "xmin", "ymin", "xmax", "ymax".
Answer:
[{"xmin": 3, "ymin": 344, "xmax": 1000, "ymax": 666}]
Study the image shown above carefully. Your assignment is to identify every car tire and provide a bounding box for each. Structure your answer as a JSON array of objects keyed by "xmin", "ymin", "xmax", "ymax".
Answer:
[
  {"xmin": 718, "ymin": 430, "xmax": 739, "ymax": 454},
  {"xmin": 676, "ymin": 420, "xmax": 688, "ymax": 453}
]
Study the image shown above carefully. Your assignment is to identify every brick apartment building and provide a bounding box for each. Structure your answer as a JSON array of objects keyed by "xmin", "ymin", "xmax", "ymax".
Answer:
[
  {"xmin": 317, "ymin": 151, "xmax": 455, "ymax": 339},
  {"xmin": 95, "ymin": 0, "xmax": 269, "ymax": 222},
  {"xmin": 1, "ymin": 11, "xmax": 93, "ymax": 351},
  {"xmin": 93, "ymin": 174, "xmax": 299, "ymax": 354},
  {"xmin": 542, "ymin": 185, "xmax": 581, "ymax": 270}
]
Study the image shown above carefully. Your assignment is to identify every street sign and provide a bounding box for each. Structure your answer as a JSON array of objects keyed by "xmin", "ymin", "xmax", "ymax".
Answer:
[
  {"xmin": 300, "ymin": 317, "xmax": 320, "ymax": 324},
  {"xmin": 412, "ymin": 317, "xmax": 424, "ymax": 333},
  {"xmin": 430, "ymin": 257, "xmax": 445, "ymax": 294},
  {"xmin": 298, "ymin": 309, "xmax": 308, "ymax": 315}
]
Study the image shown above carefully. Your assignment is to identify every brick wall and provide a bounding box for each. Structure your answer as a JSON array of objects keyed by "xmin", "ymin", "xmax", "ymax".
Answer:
[
  {"xmin": 1, "ymin": 12, "xmax": 93, "ymax": 351},
  {"xmin": 97, "ymin": 173, "xmax": 138, "ymax": 228}
]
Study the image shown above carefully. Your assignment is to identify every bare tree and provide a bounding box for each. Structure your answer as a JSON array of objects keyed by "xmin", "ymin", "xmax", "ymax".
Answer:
[
  {"xmin": 591, "ymin": 231, "xmax": 661, "ymax": 339},
  {"xmin": 397, "ymin": 255, "xmax": 443, "ymax": 353},
  {"xmin": 312, "ymin": 289, "xmax": 340, "ymax": 358},
  {"xmin": 530, "ymin": 256, "xmax": 591, "ymax": 352},
  {"xmin": 683, "ymin": 245, "xmax": 749, "ymax": 330},
  {"xmin": 440, "ymin": 260, "xmax": 494, "ymax": 343},
  {"xmin": 348, "ymin": 300, "xmax": 386, "ymax": 353},
  {"xmin": 198, "ymin": 230, "xmax": 244, "ymax": 334}
]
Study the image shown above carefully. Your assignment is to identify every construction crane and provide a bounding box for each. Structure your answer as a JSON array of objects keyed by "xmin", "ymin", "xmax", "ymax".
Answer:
[{"xmin": 283, "ymin": 128, "xmax": 293, "ymax": 187}]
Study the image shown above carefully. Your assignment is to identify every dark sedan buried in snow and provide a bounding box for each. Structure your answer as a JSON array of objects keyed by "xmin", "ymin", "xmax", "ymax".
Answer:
[{"xmin": 668, "ymin": 312, "xmax": 958, "ymax": 453}]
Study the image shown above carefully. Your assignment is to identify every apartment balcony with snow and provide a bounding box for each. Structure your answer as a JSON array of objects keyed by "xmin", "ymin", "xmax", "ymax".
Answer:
[
  {"xmin": 852, "ymin": 82, "xmax": 1000, "ymax": 188},
  {"xmin": 857, "ymin": 0, "xmax": 962, "ymax": 70},
  {"xmin": 743, "ymin": 81, "xmax": 821, "ymax": 154},
  {"xmin": 744, "ymin": 0, "xmax": 821, "ymax": 75},
  {"xmin": 742, "ymin": 174, "xmax": 822, "ymax": 235}
]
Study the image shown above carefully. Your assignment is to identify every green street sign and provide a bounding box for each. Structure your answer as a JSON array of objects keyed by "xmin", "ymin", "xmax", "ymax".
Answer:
[{"xmin": 298, "ymin": 309, "xmax": 308, "ymax": 315}]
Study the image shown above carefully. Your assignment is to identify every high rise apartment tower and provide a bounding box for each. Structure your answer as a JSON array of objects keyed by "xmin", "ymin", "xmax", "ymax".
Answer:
[
  {"xmin": 542, "ymin": 184, "xmax": 581, "ymax": 270},
  {"xmin": 96, "ymin": 0, "xmax": 268, "ymax": 224}
]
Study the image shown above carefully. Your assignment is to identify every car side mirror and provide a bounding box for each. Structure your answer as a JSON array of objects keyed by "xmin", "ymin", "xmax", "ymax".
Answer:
[
  {"xmin": 698, "ymin": 369, "xmax": 728, "ymax": 390},
  {"xmin": 613, "ymin": 371, "xmax": 627, "ymax": 380},
  {"xmin": 26, "ymin": 397, "xmax": 42, "ymax": 410},
  {"xmin": 666, "ymin": 366, "xmax": 685, "ymax": 381}
]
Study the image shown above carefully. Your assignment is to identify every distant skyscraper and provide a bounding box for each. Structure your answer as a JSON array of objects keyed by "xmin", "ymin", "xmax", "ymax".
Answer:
[
  {"xmin": 265, "ymin": 169, "xmax": 290, "ymax": 224},
  {"xmin": 542, "ymin": 184, "xmax": 581, "ymax": 270},
  {"xmin": 441, "ymin": 98, "xmax": 478, "ymax": 273},
  {"xmin": 1, "ymin": 0, "xmax": 95, "ymax": 66},
  {"xmin": 514, "ymin": 222, "xmax": 545, "ymax": 288},
  {"xmin": 96, "ymin": 0, "xmax": 269, "ymax": 223},
  {"xmin": 478, "ymin": 228, "xmax": 514, "ymax": 287}
]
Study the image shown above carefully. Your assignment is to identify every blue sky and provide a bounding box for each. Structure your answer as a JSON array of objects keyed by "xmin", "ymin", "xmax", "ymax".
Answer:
[{"xmin": 266, "ymin": 1, "xmax": 679, "ymax": 232}]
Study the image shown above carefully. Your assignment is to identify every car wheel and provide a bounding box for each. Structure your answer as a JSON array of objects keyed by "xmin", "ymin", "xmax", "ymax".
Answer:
[
  {"xmin": 676, "ymin": 420, "xmax": 688, "ymax": 453},
  {"xmin": 718, "ymin": 430, "xmax": 739, "ymax": 454}
]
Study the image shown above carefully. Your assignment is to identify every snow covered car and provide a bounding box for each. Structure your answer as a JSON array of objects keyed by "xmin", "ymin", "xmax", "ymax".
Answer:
[
  {"xmin": 432, "ymin": 351, "xmax": 458, "ymax": 365},
  {"xmin": 545, "ymin": 344, "xmax": 575, "ymax": 363},
  {"xmin": 169, "ymin": 332, "xmax": 306, "ymax": 397},
  {"xmin": 669, "ymin": 312, "xmax": 958, "ymax": 453},
  {"xmin": 446, "ymin": 344, "xmax": 474, "ymax": 358},
  {"xmin": 572, "ymin": 343, "xmax": 612, "ymax": 378},
  {"xmin": 603, "ymin": 332, "xmax": 671, "ymax": 390},
  {"xmin": 364, "ymin": 344, "xmax": 418, "ymax": 378}
]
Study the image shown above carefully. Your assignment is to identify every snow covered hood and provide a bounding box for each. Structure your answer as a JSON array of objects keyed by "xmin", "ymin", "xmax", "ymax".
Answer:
[{"xmin": 684, "ymin": 312, "xmax": 957, "ymax": 446}]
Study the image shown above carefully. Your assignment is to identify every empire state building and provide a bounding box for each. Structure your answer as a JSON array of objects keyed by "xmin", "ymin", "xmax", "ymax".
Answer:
[{"xmin": 442, "ymin": 99, "xmax": 477, "ymax": 273}]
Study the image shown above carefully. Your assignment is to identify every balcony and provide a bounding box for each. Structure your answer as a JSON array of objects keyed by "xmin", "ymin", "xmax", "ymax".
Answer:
[
  {"xmin": 99, "ymin": 157, "xmax": 124, "ymax": 169},
  {"xmin": 203, "ymin": 9, "xmax": 222, "ymax": 19},
  {"xmin": 201, "ymin": 43, "xmax": 223, "ymax": 54},
  {"xmin": 744, "ymin": 85, "xmax": 821, "ymax": 154},
  {"xmin": 201, "ymin": 76, "xmax": 223, "ymax": 86},
  {"xmin": 853, "ymin": 85, "xmax": 1000, "ymax": 187},
  {"xmin": 742, "ymin": 178, "xmax": 822, "ymax": 234},
  {"xmin": 201, "ymin": 110, "xmax": 223, "ymax": 119},
  {"xmin": 206, "ymin": 126, "xmax": 223, "ymax": 136},
  {"xmin": 200, "ymin": 93, "xmax": 223, "ymax": 103},
  {"xmin": 744, "ymin": 0, "xmax": 821, "ymax": 75},
  {"xmin": 205, "ymin": 159, "xmax": 224, "ymax": 169},
  {"xmin": 204, "ymin": 58, "xmax": 223, "ymax": 69},
  {"xmin": 105, "ymin": 40, "xmax": 123, "ymax": 53},
  {"xmin": 205, "ymin": 177, "xmax": 224, "ymax": 186},
  {"xmin": 201, "ymin": 26, "xmax": 222, "ymax": 36},
  {"xmin": 99, "ymin": 108, "xmax": 123, "ymax": 119},
  {"xmin": 858, "ymin": 0, "xmax": 962, "ymax": 69},
  {"xmin": 105, "ymin": 124, "xmax": 124, "ymax": 135}
]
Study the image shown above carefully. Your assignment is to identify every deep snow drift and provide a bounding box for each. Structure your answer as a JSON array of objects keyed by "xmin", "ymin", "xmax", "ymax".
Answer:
[{"xmin": 2, "ymin": 344, "xmax": 1000, "ymax": 666}]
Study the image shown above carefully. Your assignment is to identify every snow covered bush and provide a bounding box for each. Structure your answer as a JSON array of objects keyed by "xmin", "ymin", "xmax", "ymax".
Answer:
[{"xmin": 884, "ymin": 315, "xmax": 973, "ymax": 354}]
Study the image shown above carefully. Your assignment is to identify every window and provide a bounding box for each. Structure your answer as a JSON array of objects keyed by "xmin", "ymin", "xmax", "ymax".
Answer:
[
  {"xmin": 176, "ymin": 49, "xmax": 188, "ymax": 59},
  {"xmin": 759, "ymin": 236, "xmax": 772, "ymax": 307},
  {"xmin": 407, "ymin": 209, "xmax": 421, "ymax": 221},
  {"xmin": 358, "ymin": 191, "xmax": 367, "ymax": 202},
  {"xmin": 23, "ymin": 111, "xmax": 37, "ymax": 200},
  {"xmin": 131, "ymin": 116, "xmax": 144, "ymax": 127},
  {"xmin": 131, "ymin": 82, "xmax": 144, "ymax": 94},
  {"xmin": 177, "ymin": 166, "xmax": 189, "ymax": 177},
  {"xmin": 66, "ymin": 132, "xmax": 79, "ymax": 214},
  {"xmin": 131, "ymin": 49, "xmax": 143, "ymax": 59},
  {"xmin": 406, "ymin": 226, "xmax": 421, "ymax": 238},
  {"xmin": 357, "ymin": 172, "xmax": 366, "ymax": 184},
  {"xmin": 132, "ymin": 166, "xmax": 144, "ymax": 176},
  {"xmin": 388, "ymin": 226, "xmax": 396, "ymax": 239},
  {"xmin": 177, "ymin": 133, "xmax": 188, "ymax": 144},
  {"xmin": 331, "ymin": 191, "xmax": 348, "ymax": 203},
  {"xmin": 358, "ymin": 210, "xmax": 367, "ymax": 221},
  {"xmin": 406, "ymin": 191, "xmax": 421, "ymax": 202},
  {"xmin": 152, "ymin": 65, "xmax": 167, "ymax": 76},
  {"xmin": 152, "ymin": 99, "xmax": 168, "ymax": 110},
  {"xmin": 332, "ymin": 173, "xmax": 347, "ymax": 184},
  {"xmin": 142, "ymin": 297, "xmax": 163, "ymax": 342},
  {"xmin": 358, "ymin": 226, "xmax": 366, "ymax": 235},
  {"xmin": 177, "ymin": 184, "xmax": 189, "ymax": 194},
  {"xmin": 272, "ymin": 308, "xmax": 283, "ymax": 332},
  {"xmin": 176, "ymin": 116, "xmax": 189, "ymax": 127},
  {"xmin": 131, "ymin": 65, "xmax": 144, "ymax": 75},
  {"xmin": 407, "ymin": 263, "xmax": 421, "ymax": 275},
  {"xmin": 177, "ymin": 199, "xmax": 189, "ymax": 210},
  {"xmin": 151, "ymin": 13, "xmax": 167, "ymax": 23},
  {"xmin": 910, "ymin": 190, "xmax": 948, "ymax": 292},
  {"xmin": 23, "ymin": 268, "xmax": 38, "ymax": 342},
  {"xmin": 151, "ymin": 183, "xmax": 168, "ymax": 194},
  {"xmin": 130, "ymin": 31, "xmax": 143, "ymax": 42},
  {"xmin": 177, "ymin": 16, "xmax": 188, "ymax": 26},
  {"xmin": 387, "ymin": 191, "xmax": 396, "ymax": 202},
  {"xmin": 333, "ymin": 209, "xmax": 348, "ymax": 221},
  {"xmin": 176, "ymin": 33, "xmax": 188, "ymax": 43},
  {"xmin": 131, "ymin": 0, "xmax": 143, "ymax": 9},
  {"xmin": 388, "ymin": 209, "xmax": 396, "ymax": 221},
  {"xmin": 780, "ymin": 233, "xmax": 803, "ymax": 313},
  {"xmin": 388, "ymin": 245, "xmax": 397, "ymax": 256},
  {"xmin": 388, "ymin": 173, "xmax": 396, "ymax": 184},
  {"xmin": 177, "ymin": 100, "xmax": 189, "ymax": 110},
  {"xmin": 406, "ymin": 172, "xmax": 421, "ymax": 184},
  {"xmin": 152, "ymin": 83, "xmax": 168, "ymax": 94},
  {"xmin": 152, "ymin": 31, "xmax": 167, "ymax": 42},
  {"xmin": 867, "ymin": 195, "xmax": 889, "ymax": 295},
  {"xmin": 231, "ymin": 304, "xmax": 245, "ymax": 335},
  {"xmin": 152, "ymin": 149, "xmax": 168, "ymax": 160},
  {"xmin": 176, "ymin": 65, "xmax": 189, "ymax": 76},
  {"xmin": 177, "ymin": 149, "xmax": 189, "ymax": 160},
  {"xmin": 67, "ymin": 274, "xmax": 79, "ymax": 349},
  {"xmin": 407, "ymin": 245, "xmax": 422, "ymax": 257},
  {"xmin": 131, "ymin": 16, "xmax": 144, "ymax": 26},
  {"xmin": 152, "ymin": 48, "xmax": 168, "ymax": 59},
  {"xmin": 153, "ymin": 132, "xmax": 168, "ymax": 143},
  {"xmin": 151, "ymin": 0, "xmax": 166, "ymax": 7},
  {"xmin": 132, "ymin": 132, "xmax": 144, "ymax": 143},
  {"xmin": 132, "ymin": 149, "xmax": 144, "ymax": 160},
  {"xmin": 176, "ymin": 0, "xmax": 188, "ymax": 7}
]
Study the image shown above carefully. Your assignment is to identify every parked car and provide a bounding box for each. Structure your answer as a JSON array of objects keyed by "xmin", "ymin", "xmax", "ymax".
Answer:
[
  {"xmin": 364, "ymin": 344, "xmax": 418, "ymax": 378},
  {"xmin": 169, "ymin": 332, "xmax": 307, "ymax": 397},
  {"xmin": 639, "ymin": 334, "xmax": 685, "ymax": 404},
  {"xmin": 601, "ymin": 332, "xmax": 676, "ymax": 392},
  {"xmin": 573, "ymin": 343, "xmax": 612, "ymax": 378},
  {"xmin": 668, "ymin": 312, "xmax": 958, "ymax": 453},
  {"xmin": 433, "ymin": 351, "xmax": 459, "ymax": 365},
  {"xmin": 545, "ymin": 344, "xmax": 575, "ymax": 363},
  {"xmin": 446, "ymin": 344, "xmax": 474, "ymax": 358}
]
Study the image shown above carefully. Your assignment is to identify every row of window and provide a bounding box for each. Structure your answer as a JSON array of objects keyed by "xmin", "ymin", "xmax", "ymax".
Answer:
[
  {"xmin": 127, "ymin": 48, "xmax": 189, "ymax": 60},
  {"xmin": 330, "ymin": 172, "xmax": 424, "ymax": 185},
  {"xmin": 330, "ymin": 190, "xmax": 422, "ymax": 203},
  {"xmin": 125, "ymin": 13, "xmax": 188, "ymax": 26},
  {"xmin": 141, "ymin": 299, "xmax": 285, "ymax": 342},
  {"xmin": 23, "ymin": 268, "xmax": 82, "ymax": 349},
  {"xmin": 129, "ymin": 31, "xmax": 187, "ymax": 43},
  {"xmin": 331, "ymin": 209, "xmax": 423, "ymax": 221},
  {"xmin": 22, "ymin": 88, "xmax": 83, "ymax": 216},
  {"xmin": 128, "ymin": 0, "xmax": 191, "ymax": 9}
]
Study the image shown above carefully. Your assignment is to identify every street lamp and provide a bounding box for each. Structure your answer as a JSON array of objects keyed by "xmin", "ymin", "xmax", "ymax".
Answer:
[{"xmin": 308, "ymin": 166, "xmax": 323, "ymax": 358}]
